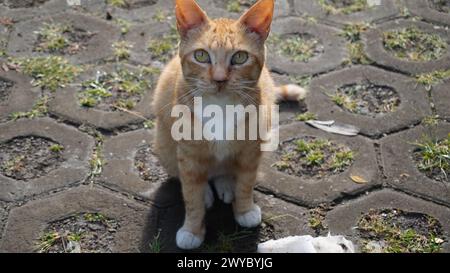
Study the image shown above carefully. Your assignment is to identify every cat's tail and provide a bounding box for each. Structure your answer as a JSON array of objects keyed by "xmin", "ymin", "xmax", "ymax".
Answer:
[{"xmin": 274, "ymin": 84, "xmax": 309, "ymax": 103}]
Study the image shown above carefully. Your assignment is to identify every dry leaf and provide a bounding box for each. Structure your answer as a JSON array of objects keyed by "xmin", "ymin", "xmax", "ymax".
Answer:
[{"xmin": 350, "ymin": 175, "xmax": 368, "ymax": 184}]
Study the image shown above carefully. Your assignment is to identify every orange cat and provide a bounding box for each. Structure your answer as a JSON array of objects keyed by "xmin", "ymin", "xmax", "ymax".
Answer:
[{"xmin": 152, "ymin": 0, "xmax": 307, "ymax": 250}]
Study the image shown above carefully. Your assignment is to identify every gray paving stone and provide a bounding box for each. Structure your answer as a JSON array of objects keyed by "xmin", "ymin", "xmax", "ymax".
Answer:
[
  {"xmin": 257, "ymin": 122, "xmax": 380, "ymax": 207},
  {"xmin": 267, "ymin": 17, "xmax": 347, "ymax": 76},
  {"xmin": 364, "ymin": 20, "xmax": 450, "ymax": 75},
  {"xmin": 381, "ymin": 124, "xmax": 450, "ymax": 206},
  {"xmin": 7, "ymin": 12, "xmax": 120, "ymax": 64},
  {"xmin": 406, "ymin": 0, "xmax": 450, "ymax": 26},
  {"xmin": 292, "ymin": 0, "xmax": 400, "ymax": 25},
  {"xmin": 433, "ymin": 81, "xmax": 450, "ymax": 121},
  {"xmin": 326, "ymin": 189, "xmax": 450, "ymax": 252},
  {"xmin": 0, "ymin": 69, "xmax": 40, "ymax": 121},
  {"xmin": 0, "ymin": 202, "xmax": 7, "ymax": 241},
  {"xmin": 307, "ymin": 65, "xmax": 432, "ymax": 137},
  {"xmin": 101, "ymin": 129, "xmax": 178, "ymax": 208},
  {"xmin": 0, "ymin": 186, "xmax": 157, "ymax": 253},
  {"xmin": 209, "ymin": 0, "xmax": 291, "ymax": 19},
  {"xmin": 49, "ymin": 63, "xmax": 157, "ymax": 130},
  {"xmin": 0, "ymin": 118, "xmax": 94, "ymax": 201}
]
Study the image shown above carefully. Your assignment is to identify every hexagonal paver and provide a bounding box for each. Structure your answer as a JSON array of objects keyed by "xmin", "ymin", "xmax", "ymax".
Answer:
[
  {"xmin": 0, "ymin": 69, "xmax": 40, "ymax": 121},
  {"xmin": 7, "ymin": 12, "xmax": 120, "ymax": 64},
  {"xmin": 2, "ymin": 0, "xmax": 50, "ymax": 9},
  {"xmin": 307, "ymin": 65, "xmax": 432, "ymax": 138},
  {"xmin": 406, "ymin": 0, "xmax": 450, "ymax": 26},
  {"xmin": 433, "ymin": 81, "xmax": 450, "ymax": 121},
  {"xmin": 326, "ymin": 189, "xmax": 450, "ymax": 252},
  {"xmin": 157, "ymin": 191, "xmax": 314, "ymax": 253},
  {"xmin": 100, "ymin": 129, "xmax": 178, "ymax": 208},
  {"xmin": 364, "ymin": 20, "xmax": 450, "ymax": 75},
  {"xmin": 0, "ymin": 186, "xmax": 156, "ymax": 253},
  {"xmin": 49, "ymin": 63, "xmax": 158, "ymax": 131},
  {"xmin": 209, "ymin": 0, "xmax": 291, "ymax": 19},
  {"xmin": 0, "ymin": 118, "xmax": 94, "ymax": 201},
  {"xmin": 267, "ymin": 17, "xmax": 347, "ymax": 76},
  {"xmin": 293, "ymin": 0, "xmax": 400, "ymax": 25},
  {"xmin": 381, "ymin": 124, "xmax": 450, "ymax": 206},
  {"xmin": 257, "ymin": 123, "xmax": 380, "ymax": 207}
]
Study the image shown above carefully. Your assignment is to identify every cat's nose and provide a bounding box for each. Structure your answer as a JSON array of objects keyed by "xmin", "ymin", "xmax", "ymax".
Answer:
[{"xmin": 212, "ymin": 66, "xmax": 229, "ymax": 84}]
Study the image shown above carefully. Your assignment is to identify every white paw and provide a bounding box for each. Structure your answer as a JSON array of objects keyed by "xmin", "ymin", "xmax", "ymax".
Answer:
[
  {"xmin": 205, "ymin": 184, "xmax": 214, "ymax": 209},
  {"xmin": 235, "ymin": 205, "xmax": 262, "ymax": 228},
  {"xmin": 176, "ymin": 228, "xmax": 204, "ymax": 250},
  {"xmin": 213, "ymin": 177, "xmax": 235, "ymax": 204}
]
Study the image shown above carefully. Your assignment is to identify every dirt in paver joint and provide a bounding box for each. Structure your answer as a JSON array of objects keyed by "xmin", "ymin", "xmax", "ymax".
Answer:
[
  {"xmin": 34, "ymin": 23, "xmax": 96, "ymax": 55},
  {"xmin": 3, "ymin": 0, "xmax": 49, "ymax": 8},
  {"xmin": 429, "ymin": 0, "xmax": 450, "ymax": 13},
  {"xmin": 357, "ymin": 209, "xmax": 445, "ymax": 253},
  {"xmin": 318, "ymin": 0, "xmax": 368, "ymax": 14},
  {"xmin": 269, "ymin": 33, "xmax": 324, "ymax": 63},
  {"xmin": 413, "ymin": 134, "xmax": 450, "ymax": 183},
  {"xmin": 37, "ymin": 213, "xmax": 119, "ymax": 253},
  {"xmin": 273, "ymin": 137, "xmax": 354, "ymax": 179},
  {"xmin": 331, "ymin": 82, "xmax": 401, "ymax": 117},
  {"xmin": 134, "ymin": 144, "xmax": 169, "ymax": 183},
  {"xmin": 383, "ymin": 27, "xmax": 448, "ymax": 62},
  {"xmin": 0, "ymin": 77, "xmax": 14, "ymax": 103},
  {"xmin": 214, "ymin": 0, "xmax": 255, "ymax": 13},
  {"xmin": 0, "ymin": 136, "xmax": 64, "ymax": 181}
]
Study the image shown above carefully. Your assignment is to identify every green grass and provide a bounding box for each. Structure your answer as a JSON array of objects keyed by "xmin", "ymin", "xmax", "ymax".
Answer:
[
  {"xmin": 11, "ymin": 95, "xmax": 49, "ymax": 120},
  {"xmin": 37, "ymin": 230, "xmax": 84, "ymax": 253},
  {"xmin": 413, "ymin": 134, "xmax": 450, "ymax": 181},
  {"xmin": 422, "ymin": 115, "xmax": 440, "ymax": 127},
  {"xmin": 270, "ymin": 34, "xmax": 321, "ymax": 62},
  {"xmin": 49, "ymin": 144, "xmax": 64, "ymax": 153},
  {"xmin": 331, "ymin": 150, "xmax": 354, "ymax": 171},
  {"xmin": 416, "ymin": 69, "xmax": 450, "ymax": 91},
  {"xmin": 203, "ymin": 230, "xmax": 253, "ymax": 253},
  {"xmin": 1, "ymin": 155, "xmax": 25, "ymax": 174},
  {"xmin": 12, "ymin": 57, "xmax": 81, "ymax": 92},
  {"xmin": 340, "ymin": 23, "xmax": 372, "ymax": 65},
  {"xmin": 308, "ymin": 205, "xmax": 328, "ymax": 234},
  {"xmin": 108, "ymin": 0, "xmax": 127, "ymax": 8},
  {"xmin": 149, "ymin": 229, "xmax": 163, "ymax": 253},
  {"xmin": 345, "ymin": 42, "xmax": 373, "ymax": 65},
  {"xmin": 331, "ymin": 93, "xmax": 358, "ymax": 112},
  {"xmin": 289, "ymin": 75, "xmax": 312, "ymax": 88},
  {"xmin": 143, "ymin": 119, "xmax": 155, "ymax": 129},
  {"xmin": 340, "ymin": 23, "xmax": 370, "ymax": 43},
  {"xmin": 152, "ymin": 9, "xmax": 167, "ymax": 23},
  {"xmin": 318, "ymin": 0, "xmax": 368, "ymax": 14},
  {"xmin": 295, "ymin": 112, "xmax": 317, "ymax": 122},
  {"xmin": 383, "ymin": 27, "xmax": 448, "ymax": 62},
  {"xmin": 295, "ymin": 138, "xmax": 354, "ymax": 169},
  {"xmin": 84, "ymin": 213, "xmax": 107, "ymax": 223},
  {"xmin": 112, "ymin": 41, "xmax": 132, "ymax": 60},
  {"xmin": 115, "ymin": 18, "xmax": 131, "ymax": 35},
  {"xmin": 35, "ymin": 23, "xmax": 71, "ymax": 52},
  {"xmin": 147, "ymin": 29, "xmax": 179, "ymax": 62},
  {"xmin": 227, "ymin": 0, "xmax": 242, "ymax": 12}
]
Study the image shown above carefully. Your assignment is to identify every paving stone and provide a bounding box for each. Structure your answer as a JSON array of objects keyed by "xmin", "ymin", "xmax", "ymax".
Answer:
[
  {"xmin": 0, "ymin": 186, "xmax": 157, "ymax": 253},
  {"xmin": 364, "ymin": 20, "xmax": 450, "ymax": 75},
  {"xmin": 307, "ymin": 65, "xmax": 432, "ymax": 138},
  {"xmin": 0, "ymin": 202, "xmax": 7, "ymax": 241},
  {"xmin": 257, "ymin": 122, "xmax": 380, "ymax": 207},
  {"xmin": 0, "ymin": 69, "xmax": 40, "ymax": 121},
  {"xmin": 292, "ymin": 0, "xmax": 400, "ymax": 25},
  {"xmin": 381, "ymin": 124, "xmax": 450, "ymax": 206},
  {"xmin": 158, "ymin": 191, "xmax": 314, "ymax": 253},
  {"xmin": 267, "ymin": 17, "xmax": 347, "ymax": 76},
  {"xmin": 209, "ymin": 0, "xmax": 291, "ymax": 19},
  {"xmin": 0, "ymin": 118, "xmax": 94, "ymax": 201},
  {"xmin": 433, "ymin": 81, "xmax": 450, "ymax": 121},
  {"xmin": 406, "ymin": 0, "xmax": 450, "ymax": 26},
  {"xmin": 49, "ymin": 63, "xmax": 158, "ymax": 130},
  {"xmin": 7, "ymin": 12, "xmax": 120, "ymax": 64},
  {"xmin": 101, "ymin": 129, "xmax": 178, "ymax": 208},
  {"xmin": 326, "ymin": 189, "xmax": 450, "ymax": 252}
]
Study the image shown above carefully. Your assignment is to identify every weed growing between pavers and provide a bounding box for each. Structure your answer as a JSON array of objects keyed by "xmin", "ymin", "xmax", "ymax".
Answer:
[
  {"xmin": 134, "ymin": 144, "xmax": 169, "ymax": 183},
  {"xmin": 37, "ymin": 212, "xmax": 119, "ymax": 253},
  {"xmin": 318, "ymin": 0, "xmax": 368, "ymax": 14},
  {"xmin": 10, "ymin": 56, "xmax": 81, "ymax": 92},
  {"xmin": 0, "ymin": 77, "xmax": 13, "ymax": 103},
  {"xmin": 296, "ymin": 112, "xmax": 317, "ymax": 122},
  {"xmin": 413, "ymin": 134, "xmax": 450, "ymax": 183},
  {"xmin": 330, "ymin": 82, "xmax": 400, "ymax": 117},
  {"xmin": 34, "ymin": 23, "xmax": 95, "ymax": 55},
  {"xmin": 308, "ymin": 205, "xmax": 329, "ymax": 235},
  {"xmin": 383, "ymin": 27, "xmax": 448, "ymax": 62},
  {"xmin": 107, "ymin": 0, "xmax": 157, "ymax": 9},
  {"xmin": 416, "ymin": 69, "xmax": 450, "ymax": 91},
  {"xmin": 78, "ymin": 65, "xmax": 155, "ymax": 112},
  {"xmin": 273, "ymin": 137, "xmax": 354, "ymax": 179},
  {"xmin": 114, "ymin": 18, "xmax": 132, "ymax": 35},
  {"xmin": 357, "ymin": 209, "xmax": 445, "ymax": 253},
  {"xmin": 429, "ymin": 0, "xmax": 450, "ymax": 13},
  {"xmin": 340, "ymin": 23, "xmax": 373, "ymax": 65},
  {"xmin": 269, "ymin": 33, "xmax": 324, "ymax": 63},
  {"xmin": 112, "ymin": 41, "xmax": 132, "ymax": 60},
  {"xmin": 147, "ymin": 27, "xmax": 179, "ymax": 63},
  {"xmin": 0, "ymin": 136, "xmax": 64, "ymax": 181},
  {"xmin": 10, "ymin": 95, "xmax": 49, "ymax": 120},
  {"xmin": 4, "ymin": 0, "xmax": 49, "ymax": 9}
]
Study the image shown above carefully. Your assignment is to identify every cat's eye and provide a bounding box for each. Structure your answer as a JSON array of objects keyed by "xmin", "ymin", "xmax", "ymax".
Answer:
[
  {"xmin": 231, "ymin": 51, "xmax": 249, "ymax": 65},
  {"xmin": 194, "ymin": 49, "xmax": 211, "ymax": 63}
]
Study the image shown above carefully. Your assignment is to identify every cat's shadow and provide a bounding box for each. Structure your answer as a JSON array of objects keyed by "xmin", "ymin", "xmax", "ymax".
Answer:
[{"xmin": 140, "ymin": 179, "xmax": 261, "ymax": 253}]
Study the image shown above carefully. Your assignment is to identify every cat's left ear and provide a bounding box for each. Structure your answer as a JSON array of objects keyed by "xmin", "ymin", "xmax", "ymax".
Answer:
[
  {"xmin": 238, "ymin": 0, "xmax": 274, "ymax": 41},
  {"xmin": 175, "ymin": 0, "xmax": 209, "ymax": 37}
]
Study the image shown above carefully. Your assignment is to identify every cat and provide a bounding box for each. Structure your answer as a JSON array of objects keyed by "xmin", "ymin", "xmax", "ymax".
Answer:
[{"xmin": 152, "ymin": 0, "xmax": 308, "ymax": 250}]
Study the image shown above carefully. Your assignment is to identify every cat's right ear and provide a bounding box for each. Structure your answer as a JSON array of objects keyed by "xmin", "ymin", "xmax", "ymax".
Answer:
[{"xmin": 175, "ymin": 0, "xmax": 209, "ymax": 37}]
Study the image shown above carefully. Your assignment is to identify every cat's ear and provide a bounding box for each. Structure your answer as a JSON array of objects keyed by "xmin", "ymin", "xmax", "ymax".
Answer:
[
  {"xmin": 175, "ymin": 0, "xmax": 209, "ymax": 37},
  {"xmin": 238, "ymin": 0, "xmax": 274, "ymax": 41}
]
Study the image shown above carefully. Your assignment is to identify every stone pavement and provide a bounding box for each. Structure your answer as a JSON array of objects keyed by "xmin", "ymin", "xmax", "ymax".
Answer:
[{"xmin": 0, "ymin": 0, "xmax": 449, "ymax": 253}]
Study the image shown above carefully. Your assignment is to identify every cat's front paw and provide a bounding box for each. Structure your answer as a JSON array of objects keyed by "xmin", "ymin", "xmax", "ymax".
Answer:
[
  {"xmin": 234, "ymin": 204, "xmax": 261, "ymax": 228},
  {"xmin": 176, "ymin": 228, "xmax": 204, "ymax": 250},
  {"xmin": 213, "ymin": 177, "xmax": 235, "ymax": 204}
]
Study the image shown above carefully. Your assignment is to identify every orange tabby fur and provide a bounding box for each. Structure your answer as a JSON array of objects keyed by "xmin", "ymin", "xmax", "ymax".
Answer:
[{"xmin": 152, "ymin": 0, "xmax": 307, "ymax": 250}]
